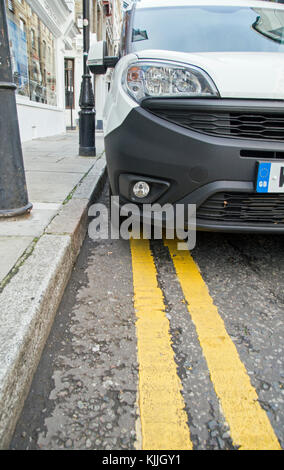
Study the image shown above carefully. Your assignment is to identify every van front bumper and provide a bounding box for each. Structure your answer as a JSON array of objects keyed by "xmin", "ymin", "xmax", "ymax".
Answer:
[{"xmin": 104, "ymin": 99, "xmax": 284, "ymax": 232}]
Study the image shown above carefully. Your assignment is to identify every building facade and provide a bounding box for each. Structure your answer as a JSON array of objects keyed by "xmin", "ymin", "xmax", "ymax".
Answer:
[
  {"xmin": 5, "ymin": 0, "xmax": 79, "ymax": 142},
  {"xmin": 5, "ymin": 0, "xmax": 123, "ymax": 141}
]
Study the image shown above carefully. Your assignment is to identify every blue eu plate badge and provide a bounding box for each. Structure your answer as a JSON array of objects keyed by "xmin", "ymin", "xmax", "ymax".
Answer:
[{"xmin": 256, "ymin": 162, "xmax": 284, "ymax": 193}]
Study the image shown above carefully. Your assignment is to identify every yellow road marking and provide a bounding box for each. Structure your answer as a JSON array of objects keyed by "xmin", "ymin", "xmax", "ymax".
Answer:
[
  {"xmin": 130, "ymin": 238, "xmax": 192, "ymax": 450},
  {"xmin": 165, "ymin": 239, "xmax": 281, "ymax": 451}
]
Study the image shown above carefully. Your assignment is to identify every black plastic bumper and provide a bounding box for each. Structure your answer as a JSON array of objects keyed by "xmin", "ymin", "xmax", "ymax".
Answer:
[{"xmin": 105, "ymin": 102, "xmax": 284, "ymax": 232}]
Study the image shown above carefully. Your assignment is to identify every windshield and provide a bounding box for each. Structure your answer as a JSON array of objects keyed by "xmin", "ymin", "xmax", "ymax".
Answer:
[{"xmin": 131, "ymin": 6, "xmax": 284, "ymax": 53}]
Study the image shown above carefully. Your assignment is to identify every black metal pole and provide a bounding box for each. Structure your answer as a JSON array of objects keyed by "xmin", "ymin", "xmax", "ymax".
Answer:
[
  {"xmin": 0, "ymin": 0, "xmax": 32, "ymax": 217},
  {"xmin": 79, "ymin": 0, "xmax": 96, "ymax": 156}
]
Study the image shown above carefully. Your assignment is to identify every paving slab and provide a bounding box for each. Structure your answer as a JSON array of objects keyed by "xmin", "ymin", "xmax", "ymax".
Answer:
[
  {"xmin": 0, "ymin": 203, "xmax": 61, "ymax": 238},
  {"xmin": 24, "ymin": 156, "xmax": 95, "ymax": 174},
  {"xmin": 73, "ymin": 158, "xmax": 107, "ymax": 200},
  {"xmin": 22, "ymin": 132, "xmax": 105, "ymax": 160},
  {"xmin": 0, "ymin": 237, "xmax": 34, "ymax": 282},
  {"xmin": 25, "ymin": 172, "xmax": 84, "ymax": 204}
]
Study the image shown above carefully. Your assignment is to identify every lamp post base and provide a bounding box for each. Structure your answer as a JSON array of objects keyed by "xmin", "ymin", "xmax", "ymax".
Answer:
[
  {"xmin": 0, "ymin": 202, "xmax": 33, "ymax": 218},
  {"xmin": 79, "ymin": 146, "xmax": 96, "ymax": 157}
]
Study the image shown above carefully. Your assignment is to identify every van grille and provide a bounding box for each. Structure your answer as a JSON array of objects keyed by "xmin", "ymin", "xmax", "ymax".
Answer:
[
  {"xmin": 151, "ymin": 110, "xmax": 284, "ymax": 142},
  {"xmin": 197, "ymin": 192, "xmax": 284, "ymax": 225}
]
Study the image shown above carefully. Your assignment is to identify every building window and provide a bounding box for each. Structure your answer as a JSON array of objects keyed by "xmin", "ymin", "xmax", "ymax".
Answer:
[
  {"xmin": 8, "ymin": 0, "xmax": 14, "ymax": 13},
  {"xmin": 19, "ymin": 18, "xmax": 25, "ymax": 32},
  {"xmin": 42, "ymin": 40, "xmax": 46, "ymax": 58},
  {"xmin": 64, "ymin": 59, "xmax": 75, "ymax": 109},
  {"xmin": 77, "ymin": 15, "xmax": 83, "ymax": 29},
  {"xmin": 6, "ymin": 0, "xmax": 57, "ymax": 106},
  {"xmin": 31, "ymin": 29, "xmax": 36, "ymax": 49}
]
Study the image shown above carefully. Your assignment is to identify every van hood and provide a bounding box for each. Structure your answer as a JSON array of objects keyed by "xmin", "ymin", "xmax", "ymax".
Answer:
[{"xmin": 135, "ymin": 50, "xmax": 284, "ymax": 100}]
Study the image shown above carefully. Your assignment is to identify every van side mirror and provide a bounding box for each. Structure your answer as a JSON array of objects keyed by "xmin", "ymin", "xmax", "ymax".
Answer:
[{"xmin": 87, "ymin": 40, "xmax": 119, "ymax": 75}]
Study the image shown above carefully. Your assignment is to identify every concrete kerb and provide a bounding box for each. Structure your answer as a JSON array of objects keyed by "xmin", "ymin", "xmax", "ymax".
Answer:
[{"xmin": 0, "ymin": 155, "xmax": 107, "ymax": 449}]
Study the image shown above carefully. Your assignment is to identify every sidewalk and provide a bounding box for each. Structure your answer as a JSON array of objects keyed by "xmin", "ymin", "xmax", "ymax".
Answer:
[{"xmin": 0, "ymin": 131, "xmax": 106, "ymax": 448}]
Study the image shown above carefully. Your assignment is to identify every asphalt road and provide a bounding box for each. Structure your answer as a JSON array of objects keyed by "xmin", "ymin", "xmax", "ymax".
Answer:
[{"xmin": 10, "ymin": 183, "xmax": 284, "ymax": 451}]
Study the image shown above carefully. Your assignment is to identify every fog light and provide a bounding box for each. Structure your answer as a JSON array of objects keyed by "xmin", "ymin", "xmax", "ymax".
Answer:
[{"xmin": 133, "ymin": 181, "xmax": 150, "ymax": 199}]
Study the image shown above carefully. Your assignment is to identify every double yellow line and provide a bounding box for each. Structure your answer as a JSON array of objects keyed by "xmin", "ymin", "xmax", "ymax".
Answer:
[
  {"xmin": 130, "ymin": 238, "xmax": 192, "ymax": 450},
  {"xmin": 130, "ymin": 238, "xmax": 281, "ymax": 451}
]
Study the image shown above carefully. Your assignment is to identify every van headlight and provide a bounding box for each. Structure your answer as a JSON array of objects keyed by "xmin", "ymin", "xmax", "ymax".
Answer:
[{"xmin": 123, "ymin": 61, "xmax": 219, "ymax": 103}]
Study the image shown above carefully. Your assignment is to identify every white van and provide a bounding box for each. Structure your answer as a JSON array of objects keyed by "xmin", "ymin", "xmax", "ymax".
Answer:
[{"xmin": 88, "ymin": 0, "xmax": 284, "ymax": 232}]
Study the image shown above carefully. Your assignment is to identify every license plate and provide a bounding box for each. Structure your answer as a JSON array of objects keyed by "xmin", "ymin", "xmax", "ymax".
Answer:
[{"xmin": 256, "ymin": 162, "xmax": 284, "ymax": 193}]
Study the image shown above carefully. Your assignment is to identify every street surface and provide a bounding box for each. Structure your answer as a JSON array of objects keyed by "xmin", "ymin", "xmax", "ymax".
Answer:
[{"xmin": 10, "ymin": 183, "xmax": 284, "ymax": 450}]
